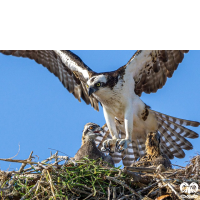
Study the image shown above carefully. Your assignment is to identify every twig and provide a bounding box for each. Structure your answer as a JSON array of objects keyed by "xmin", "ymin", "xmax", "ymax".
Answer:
[
  {"xmin": 105, "ymin": 176, "xmax": 143, "ymax": 199},
  {"xmin": 81, "ymin": 185, "xmax": 105, "ymax": 195},
  {"xmin": 159, "ymin": 174, "xmax": 183, "ymax": 200},
  {"xmin": 30, "ymin": 186, "xmax": 51, "ymax": 200},
  {"xmin": 171, "ymin": 164, "xmax": 185, "ymax": 168},
  {"xmin": 83, "ymin": 193, "xmax": 94, "ymax": 200},
  {"xmin": 0, "ymin": 184, "xmax": 13, "ymax": 191},
  {"xmin": 19, "ymin": 151, "xmax": 33, "ymax": 172},
  {"xmin": 46, "ymin": 170, "xmax": 56, "ymax": 200},
  {"xmin": 137, "ymin": 182, "xmax": 158, "ymax": 193},
  {"xmin": 41, "ymin": 152, "xmax": 58, "ymax": 163},
  {"xmin": 0, "ymin": 158, "xmax": 39, "ymax": 165},
  {"xmin": 123, "ymin": 169, "xmax": 151, "ymax": 184},
  {"xmin": 113, "ymin": 187, "xmax": 117, "ymax": 200},
  {"xmin": 119, "ymin": 194, "xmax": 135, "ymax": 200},
  {"xmin": 108, "ymin": 182, "xmax": 111, "ymax": 200},
  {"xmin": 72, "ymin": 188, "xmax": 90, "ymax": 195},
  {"xmin": 8, "ymin": 144, "xmax": 20, "ymax": 159},
  {"xmin": 20, "ymin": 181, "xmax": 39, "ymax": 200},
  {"xmin": 193, "ymin": 155, "xmax": 199, "ymax": 179},
  {"xmin": 125, "ymin": 166, "xmax": 156, "ymax": 173}
]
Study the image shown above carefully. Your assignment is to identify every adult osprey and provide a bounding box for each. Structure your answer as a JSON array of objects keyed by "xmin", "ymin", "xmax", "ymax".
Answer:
[{"xmin": 0, "ymin": 51, "xmax": 199, "ymax": 164}]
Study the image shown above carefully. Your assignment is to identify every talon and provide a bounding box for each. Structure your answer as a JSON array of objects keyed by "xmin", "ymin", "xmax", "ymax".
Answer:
[
  {"xmin": 116, "ymin": 139, "xmax": 131, "ymax": 152},
  {"xmin": 116, "ymin": 140, "xmax": 120, "ymax": 149},
  {"xmin": 101, "ymin": 147, "xmax": 107, "ymax": 152},
  {"xmin": 102, "ymin": 140, "xmax": 109, "ymax": 152},
  {"xmin": 101, "ymin": 139, "xmax": 117, "ymax": 153}
]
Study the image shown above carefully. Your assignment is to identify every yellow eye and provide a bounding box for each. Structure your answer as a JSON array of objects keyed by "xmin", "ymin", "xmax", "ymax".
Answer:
[
  {"xmin": 96, "ymin": 83, "xmax": 101, "ymax": 87},
  {"xmin": 89, "ymin": 126, "xmax": 93, "ymax": 130}
]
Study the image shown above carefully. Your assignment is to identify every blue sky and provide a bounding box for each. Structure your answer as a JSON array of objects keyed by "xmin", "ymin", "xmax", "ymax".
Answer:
[{"xmin": 0, "ymin": 50, "xmax": 199, "ymax": 171}]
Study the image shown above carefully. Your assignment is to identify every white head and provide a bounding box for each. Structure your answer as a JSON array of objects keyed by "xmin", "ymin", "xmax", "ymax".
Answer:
[{"xmin": 86, "ymin": 74, "xmax": 108, "ymax": 96}]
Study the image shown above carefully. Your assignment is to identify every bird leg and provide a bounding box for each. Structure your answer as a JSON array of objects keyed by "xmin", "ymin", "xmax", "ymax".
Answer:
[
  {"xmin": 116, "ymin": 107, "xmax": 134, "ymax": 152},
  {"xmin": 101, "ymin": 108, "xmax": 119, "ymax": 153}
]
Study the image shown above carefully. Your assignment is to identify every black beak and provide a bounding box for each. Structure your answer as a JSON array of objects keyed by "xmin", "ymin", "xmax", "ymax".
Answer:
[
  {"xmin": 94, "ymin": 132, "xmax": 103, "ymax": 137},
  {"xmin": 88, "ymin": 87, "xmax": 96, "ymax": 96},
  {"xmin": 93, "ymin": 127, "xmax": 103, "ymax": 137}
]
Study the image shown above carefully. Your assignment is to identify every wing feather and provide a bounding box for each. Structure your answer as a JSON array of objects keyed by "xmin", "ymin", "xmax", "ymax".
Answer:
[
  {"xmin": 96, "ymin": 108, "xmax": 199, "ymax": 165},
  {"xmin": 160, "ymin": 143, "xmax": 174, "ymax": 159},
  {"xmin": 0, "ymin": 50, "xmax": 99, "ymax": 110},
  {"xmin": 157, "ymin": 118, "xmax": 193, "ymax": 150},
  {"xmin": 124, "ymin": 50, "xmax": 189, "ymax": 96},
  {"xmin": 154, "ymin": 111, "xmax": 199, "ymax": 138}
]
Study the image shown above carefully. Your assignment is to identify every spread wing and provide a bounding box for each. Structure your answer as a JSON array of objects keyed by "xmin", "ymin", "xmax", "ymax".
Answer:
[
  {"xmin": 124, "ymin": 50, "xmax": 189, "ymax": 96},
  {"xmin": 0, "ymin": 50, "xmax": 99, "ymax": 110}
]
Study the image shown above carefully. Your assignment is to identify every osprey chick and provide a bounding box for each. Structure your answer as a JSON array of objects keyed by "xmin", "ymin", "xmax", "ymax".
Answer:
[{"xmin": 74, "ymin": 123, "xmax": 114, "ymax": 167}]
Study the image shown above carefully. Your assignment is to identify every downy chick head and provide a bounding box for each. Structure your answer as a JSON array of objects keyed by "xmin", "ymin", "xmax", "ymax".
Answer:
[{"xmin": 82, "ymin": 122, "xmax": 103, "ymax": 145}]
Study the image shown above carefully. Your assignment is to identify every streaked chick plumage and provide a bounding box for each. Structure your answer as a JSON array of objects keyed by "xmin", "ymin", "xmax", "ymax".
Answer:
[{"xmin": 74, "ymin": 123, "xmax": 114, "ymax": 167}]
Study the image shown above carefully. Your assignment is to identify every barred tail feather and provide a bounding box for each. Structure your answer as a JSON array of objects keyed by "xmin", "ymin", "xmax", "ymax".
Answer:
[
  {"xmin": 136, "ymin": 138, "xmax": 146, "ymax": 158},
  {"xmin": 155, "ymin": 111, "xmax": 199, "ymax": 139},
  {"xmin": 160, "ymin": 143, "xmax": 174, "ymax": 159},
  {"xmin": 153, "ymin": 110, "xmax": 199, "ymax": 159},
  {"xmin": 158, "ymin": 127, "xmax": 185, "ymax": 158},
  {"xmin": 110, "ymin": 152, "xmax": 122, "ymax": 164},
  {"xmin": 158, "ymin": 117, "xmax": 198, "ymax": 139},
  {"xmin": 96, "ymin": 125, "xmax": 111, "ymax": 149},
  {"xmin": 157, "ymin": 118, "xmax": 193, "ymax": 150},
  {"xmin": 154, "ymin": 111, "xmax": 200, "ymax": 128},
  {"xmin": 122, "ymin": 141, "xmax": 139, "ymax": 166}
]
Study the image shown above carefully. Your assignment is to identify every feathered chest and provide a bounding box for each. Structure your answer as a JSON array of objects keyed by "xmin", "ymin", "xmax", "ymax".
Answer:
[{"xmin": 93, "ymin": 78, "xmax": 135, "ymax": 115}]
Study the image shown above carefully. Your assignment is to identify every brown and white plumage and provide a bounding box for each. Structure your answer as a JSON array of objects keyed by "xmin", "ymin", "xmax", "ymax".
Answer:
[
  {"xmin": 96, "ymin": 111, "xmax": 199, "ymax": 166},
  {"xmin": 0, "ymin": 50, "xmax": 188, "ymax": 110},
  {"xmin": 1, "ymin": 50, "xmax": 197, "ymax": 158},
  {"xmin": 74, "ymin": 123, "xmax": 114, "ymax": 166}
]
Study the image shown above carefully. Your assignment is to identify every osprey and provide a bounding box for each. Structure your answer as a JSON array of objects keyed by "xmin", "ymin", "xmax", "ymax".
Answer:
[
  {"xmin": 74, "ymin": 122, "xmax": 114, "ymax": 166},
  {"xmin": 0, "ymin": 51, "xmax": 199, "ymax": 164}
]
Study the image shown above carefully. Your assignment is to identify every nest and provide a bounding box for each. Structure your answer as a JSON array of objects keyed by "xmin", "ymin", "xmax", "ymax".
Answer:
[{"xmin": 0, "ymin": 152, "xmax": 199, "ymax": 200}]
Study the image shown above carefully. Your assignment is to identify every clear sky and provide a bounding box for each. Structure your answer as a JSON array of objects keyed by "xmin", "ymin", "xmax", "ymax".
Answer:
[{"xmin": 0, "ymin": 50, "xmax": 199, "ymax": 171}]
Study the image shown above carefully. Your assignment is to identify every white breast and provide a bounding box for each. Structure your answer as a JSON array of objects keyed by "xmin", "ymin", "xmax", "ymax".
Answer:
[{"xmin": 94, "ymin": 77, "xmax": 138, "ymax": 119}]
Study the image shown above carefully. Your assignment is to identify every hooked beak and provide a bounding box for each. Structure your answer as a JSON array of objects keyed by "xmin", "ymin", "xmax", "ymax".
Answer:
[
  {"xmin": 88, "ymin": 87, "xmax": 97, "ymax": 96},
  {"xmin": 93, "ymin": 127, "xmax": 103, "ymax": 137}
]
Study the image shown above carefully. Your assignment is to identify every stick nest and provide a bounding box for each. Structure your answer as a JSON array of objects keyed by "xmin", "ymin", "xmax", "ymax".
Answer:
[{"xmin": 0, "ymin": 152, "xmax": 199, "ymax": 200}]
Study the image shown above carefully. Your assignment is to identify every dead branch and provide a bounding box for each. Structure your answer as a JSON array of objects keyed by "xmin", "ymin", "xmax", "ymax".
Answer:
[
  {"xmin": 125, "ymin": 166, "xmax": 156, "ymax": 173},
  {"xmin": 19, "ymin": 151, "xmax": 33, "ymax": 172},
  {"xmin": 123, "ymin": 169, "xmax": 152, "ymax": 184}
]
